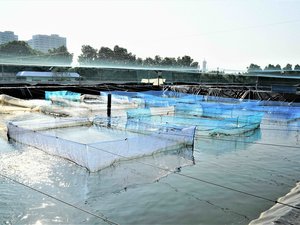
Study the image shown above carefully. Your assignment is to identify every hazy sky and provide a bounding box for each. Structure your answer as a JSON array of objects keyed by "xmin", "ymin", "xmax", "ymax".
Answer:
[{"xmin": 1, "ymin": 0, "xmax": 300, "ymax": 70}]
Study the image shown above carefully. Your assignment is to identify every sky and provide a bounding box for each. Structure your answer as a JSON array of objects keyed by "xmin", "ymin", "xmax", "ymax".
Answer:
[{"xmin": 0, "ymin": 0, "xmax": 300, "ymax": 71}]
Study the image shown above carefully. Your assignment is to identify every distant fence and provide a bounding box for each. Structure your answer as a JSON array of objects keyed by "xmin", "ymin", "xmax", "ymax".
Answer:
[{"xmin": 0, "ymin": 68, "xmax": 299, "ymax": 92}]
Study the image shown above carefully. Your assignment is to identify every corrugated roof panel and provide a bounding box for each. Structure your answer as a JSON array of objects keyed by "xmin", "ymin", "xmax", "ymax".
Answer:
[{"xmin": 16, "ymin": 71, "xmax": 80, "ymax": 78}]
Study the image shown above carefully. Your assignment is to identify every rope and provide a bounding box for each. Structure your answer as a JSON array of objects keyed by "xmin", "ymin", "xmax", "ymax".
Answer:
[
  {"xmin": 175, "ymin": 172, "xmax": 300, "ymax": 210},
  {"xmin": 85, "ymin": 144, "xmax": 300, "ymax": 211}
]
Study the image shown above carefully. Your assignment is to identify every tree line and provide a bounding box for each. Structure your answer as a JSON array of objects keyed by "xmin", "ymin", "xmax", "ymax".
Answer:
[
  {"xmin": 0, "ymin": 41, "xmax": 73, "ymax": 65},
  {"xmin": 0, "ymin": 41, "xmax": 199, "ymax": 68},
  {"xmin": 2, "ymin": 41, "xmax": 299, "ymax": 74},
  {"xmin": 78, "ymin": 45, "xmax": 199, "ymax": 68},
  {"xmin": 248, "ymin": 63, "xmax": 300, "ymax": 72}
]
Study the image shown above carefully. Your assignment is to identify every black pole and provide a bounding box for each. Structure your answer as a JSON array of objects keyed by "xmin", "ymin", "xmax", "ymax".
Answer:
[
  {"xmin": 107, "ymin": 94, "xmax": 111, "ymax": 127},
  {"xmin": 107, "ymin": 94, "xmax": 111, "ymax": 117}
]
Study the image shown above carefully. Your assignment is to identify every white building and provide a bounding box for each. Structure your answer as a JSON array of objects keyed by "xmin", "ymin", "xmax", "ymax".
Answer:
[
  {"xmin": 16, "ymin": 71, "xmax": 80, "ymax": 82},
  {"xmin": 28, "ymin": 34, "xmax": 67, "ymax": 53},
  {"xmin": 0, "ymin": 31, "xmax": 18, "ymax": 45}
]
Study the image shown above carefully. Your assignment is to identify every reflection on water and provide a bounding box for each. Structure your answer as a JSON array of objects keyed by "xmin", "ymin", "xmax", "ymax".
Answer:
[{"xmin": 0, "ymin": 146, "xmax": 57, "ymax": 186}]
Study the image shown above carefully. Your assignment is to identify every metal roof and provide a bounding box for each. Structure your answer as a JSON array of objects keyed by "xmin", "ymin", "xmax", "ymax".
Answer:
[{"xmin": 16, "ymin": 71, "xmax": 80, "ymax": 78}]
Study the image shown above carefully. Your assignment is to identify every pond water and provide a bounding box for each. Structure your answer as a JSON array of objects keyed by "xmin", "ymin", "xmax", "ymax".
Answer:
[{"xmin": 0, "ymin": 115, "xmax": 300, "ymax": 225}]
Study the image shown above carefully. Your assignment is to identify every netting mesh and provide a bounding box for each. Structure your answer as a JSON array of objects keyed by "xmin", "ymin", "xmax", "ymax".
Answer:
[
  {"xmin": 4, "ymin": 89, "xmax": 300, "ymax": 173},
  {"xmin": 124, "ymin": 112, "xmax": 262, "ymax": 136},
  {"xmin": 45, "ymin": 91, "xmax": 82, "ymax": 101},
  {"xmin": 7, "ymin": 117, "xmax": 196, "ymax": 172},
  {"xmin": 84, "ymin": 146, "xmax": 194, "ymax": 198}
]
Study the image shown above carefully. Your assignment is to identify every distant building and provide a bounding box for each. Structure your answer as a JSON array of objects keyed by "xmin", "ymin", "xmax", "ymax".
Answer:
[
  {"xmin": 28, "ymin": 34, "xmax": 67, "ymax": 53},
  {"xmin": 202, "ymin": 59, "xmax": 207, "ymax": 73},
  {"xmin": 0, "ymin": 31, "xmax": 18, "ymax": 45}
]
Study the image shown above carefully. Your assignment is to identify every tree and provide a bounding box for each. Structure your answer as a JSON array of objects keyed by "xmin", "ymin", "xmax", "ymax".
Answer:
[
  {"xmin": 264, "ymin": 64, "xmax": 277, "ymax": 71},
  {"xmin": 113, "ymin": 45, "xmax": 127, "ymax": 60},
  {"xmin": 113, "ymin": 45, "xmax": 136, "ymax": 64},
  {"xmin": 190, "ymin": 61, "xmax": 199, "ymax": 68},
  {"xmin": 78, "ymin": 45, "xmax": 98, "ymax": 64},
  {"xmin": 97, "ymin": 47, "xmax": 114, "ymax": 62},
  {"xmin": 154, "ymin": 55, "xmax": 162, "ymax": 65},
  {"xmin": 0, "ymin": 41, "xmax": 39, "ymax": 64},
  {"xmin": 143, "ymin": 57, "xmax": 155, "ymax": 66},
  {"xmin": 247, "ymin": 64, "xmax": 262, "ymax": 73},
  {"xmin": 136, "ymin": 57, "xmax": 143, "ymax": 65},
  {"xmin": 283, "ymin": 63, "xmax": 292, "ymax": 71},
  {"xmin": 0, "ymin": 41, "xmax": 38, "ymax": 56},
  {"xmin": 177, "ymin": 55, "xmax": 193, "ymax": 67},
  {"xmin": 294, "ymin": 64, "xmax": 300, "ymax": 71},
  {"xmin": 275, "ymin": 64, "xmax": 281, "ymax": 70},
  {"xmin": 161, "ymin": 57, "xmax": 177, "ymax": 66},
  {"xmin": 47, "ymin": 46, "xmax": 73, "ymax": 65},
  {"xmin": 126, "ymin": 52, "xmax": 136, "ymax": 63}
]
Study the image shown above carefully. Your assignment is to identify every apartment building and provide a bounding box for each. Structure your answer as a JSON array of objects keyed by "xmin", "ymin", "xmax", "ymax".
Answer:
[
  {"xmin": 0, "ymin": 31, "xmax": 18, "ymax": 45},
  {"xmin": 28, "ymin": 34, "xmax": 67, "ymax": 53}
]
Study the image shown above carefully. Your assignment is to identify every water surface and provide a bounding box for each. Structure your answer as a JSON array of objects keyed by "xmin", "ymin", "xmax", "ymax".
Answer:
[{"xmin": 0, "ymin": 117, "xmax": 300, "ymax": 224}]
